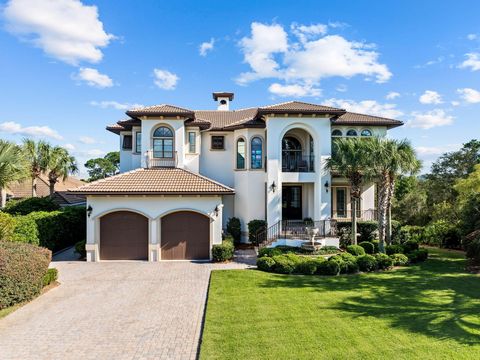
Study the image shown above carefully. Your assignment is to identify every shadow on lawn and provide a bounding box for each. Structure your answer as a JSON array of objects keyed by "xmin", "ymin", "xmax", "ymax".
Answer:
[{"xmin": 260, "ymin": 253, "xmax": 480, "ymax": 346}]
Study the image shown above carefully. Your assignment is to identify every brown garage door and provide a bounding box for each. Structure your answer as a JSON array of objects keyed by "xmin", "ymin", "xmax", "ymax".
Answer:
[
  {"xmin": 161, "ymin": 211, "xmax": 210, "ymax": 260},
  {"xmin": 100, "ymin": 211, "xmax": 148, "ymax": 260}
]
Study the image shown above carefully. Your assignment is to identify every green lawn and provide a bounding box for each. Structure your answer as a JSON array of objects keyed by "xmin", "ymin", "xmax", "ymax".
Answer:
[{"xmin": 200, "ymin": 249, "xmax": 480, "ymax": 360}]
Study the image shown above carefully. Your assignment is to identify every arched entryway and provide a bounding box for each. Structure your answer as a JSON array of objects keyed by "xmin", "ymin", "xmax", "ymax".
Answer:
[
  {"xmin": 100, "ymin": 211, "xmax": 149, "ymax": 260},
  {"xmin": 161, "ymin": 211, "xmax": 210, "ymax": 260},
  {"xmin": 282, "ymin": 129, "xmax": 314, "ymax": 172}
]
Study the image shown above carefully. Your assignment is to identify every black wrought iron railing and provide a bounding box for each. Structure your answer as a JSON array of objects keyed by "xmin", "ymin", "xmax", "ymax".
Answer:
[
  {"xmin": 282, "ymin": 152, "xmax": 314, "ymax": 172},
  {"xmin": 332, "ymin": 209, "xmax": 377, "ymax": 221}
]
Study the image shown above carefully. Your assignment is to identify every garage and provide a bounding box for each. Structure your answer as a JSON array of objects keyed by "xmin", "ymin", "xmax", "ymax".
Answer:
[
  {"xmin": 100, "ymin": 211, "xmax": 149, "ymax": 260},
  {"xmin": 161, "ymin": 211, "xmax": 210, "ymax": 260}
]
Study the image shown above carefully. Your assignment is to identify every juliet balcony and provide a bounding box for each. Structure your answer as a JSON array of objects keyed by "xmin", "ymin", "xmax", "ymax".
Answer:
[
  {"xmin": 282, "ymin": 152, "xmax": 315, "ymax": 172},
  {"xmin": 145, "ymin": 150, "xmax": 178, "ymax": 168}
]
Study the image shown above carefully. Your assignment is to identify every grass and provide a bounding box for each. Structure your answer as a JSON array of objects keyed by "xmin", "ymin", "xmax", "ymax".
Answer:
[{"xmin": 200, "ymin": 248, "xmax": 480, "ymax": 360}]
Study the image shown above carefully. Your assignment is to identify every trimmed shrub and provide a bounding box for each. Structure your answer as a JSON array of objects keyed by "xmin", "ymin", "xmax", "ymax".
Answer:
[
  {"xmin": 248, "ymin": 219, "xmax": 267, "ymax": 245},
  {"xmin": 403, "ymin": 240, "xmax": 419, "ymax": 254},
  {"xmin": 3, "ymin": 196, "xmax": 59, "ymax": 215},
  {"xmin": 257, "ymin": 256, "xmax": 275, "ymax": 272},
  {"xmin": 375, "ymin": 253, "xmax": 394, "ymax": 270},
  {"xmin": 43, "ymin": 268, "xmax": 58, "ymax": 287},
  {"xmin": 390, "ymin": 253, "xmax": 409, "ymax": 266},
  {"xmin": 212, "ymin": 241, "xmax": 234, "ymax": 262},
  {"xmin": 295, "ymin": 259, "xmax": 318, "ymax": 275},
  {"xmin": 391, "ymin": 220, "xmax": 402, "ymax": 242},
  {"xmin": 226, "ymin": 217, "xmax": 241, "ymax": 244},
  {"xmin": 0, "ymin": 241, "xmax": 51, "ymax": 309},
  {"xmin": 356, "ymin": 254, "xmax": 378, "ymax": 272},
  {"xmin": 358, "ymin": 241, "xmax": 375, "ymax": 254},
  {"xmin": 358, "ymin": 221, "xmax": 378, "ymax": 242},
  {"xmin": 258, "ymin": 247, "xmax": 283, "ymax": 258},
  {"xmin": 0, "ymin": 212, "xmax": 16, "ymax": 241},
  {"xmin": 317, "ymin": 259, "xmax": 341, "ymax": 276},
  {"xmin": 346, "ymin": 245, "xmax": 365, "ymax": 256},
  {"xmin": 407, "ymin": 249, "xmax": 429, "ymax": 263},
  {"xmin": 12, "ymin": 215, "xmax": 39, "ymax": 245},
  {"xmin": 328, "ymin": 255, "xmax": 346, "ymax": 273},
  {"xmin": 340, "ymin": 252, "xmax": 356, "ymax": 262},
  {"xmin": 371, "ymin": 240, "xmax": 380, "ymax": 253},
  {"xmin": 272, "ymin": 254, "xmax": 302, "ymax": 274},
  {"xmin": 464, "ymin": 230, "xmax": 480, "ymax": 266},
  {"xmin": 385, "ymin": 244, "xmax": 404, "ymax": 256},
  {"xmin": 74, "ymin": 240, "xmax": 86, "ymax": 258}
]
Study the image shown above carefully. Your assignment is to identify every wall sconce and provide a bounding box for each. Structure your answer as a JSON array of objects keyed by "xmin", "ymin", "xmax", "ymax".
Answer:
[
  {"xmin": 214, "ymin": 206, "xmax": 219, "ymax": 217},
  {"xmin": 271, "ymin": 181, "xmax": 277, "ymax": 193},
  {"xmin": 87, "ymin": 205, "xmax": 93, "ymax": 217},
  {"xmin": 324, "ymin": 181, "xmax": 329, "ymax": 193}
]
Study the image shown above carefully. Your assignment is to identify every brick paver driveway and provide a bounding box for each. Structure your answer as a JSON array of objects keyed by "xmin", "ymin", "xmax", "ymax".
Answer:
[{"xmin": 0, "ymin": 248, "xmax": 253, "ymax": 360}]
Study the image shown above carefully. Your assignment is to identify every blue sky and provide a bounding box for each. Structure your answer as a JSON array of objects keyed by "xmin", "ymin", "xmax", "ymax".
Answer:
[{"xmin": 1, "ymin": 0, "xmax": 479, "ymax": 177}]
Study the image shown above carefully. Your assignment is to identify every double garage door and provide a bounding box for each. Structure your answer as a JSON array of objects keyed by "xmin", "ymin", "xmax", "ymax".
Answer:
[{"xmin": 99, "ymin": 211, "xmax": 210, "ymax": 260}]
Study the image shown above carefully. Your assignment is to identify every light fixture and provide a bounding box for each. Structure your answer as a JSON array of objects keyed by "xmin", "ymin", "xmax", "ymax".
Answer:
[
  {"xmin": 324, "ymin": 181, "xmax": 329, "ymax": 193},
  {"xmin": 87, "ymin": 205, "xmax": 93, "ymax": 217},
  {"xmin": 214, "ymin": 206, "xmax": 219, "ymax": 217},
  {"xmin": 271, "ymin": 181, "xmax": 277, "ymax": 193}
]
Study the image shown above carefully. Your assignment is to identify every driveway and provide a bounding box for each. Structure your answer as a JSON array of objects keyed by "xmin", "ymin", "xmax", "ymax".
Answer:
[{"xmin": 0, "ymin": 248, "xmax": 254, "ymax": 360}]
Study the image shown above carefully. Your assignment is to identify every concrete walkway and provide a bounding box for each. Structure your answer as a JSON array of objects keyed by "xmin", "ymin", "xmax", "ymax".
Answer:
[{"xmin": 0, "ymin": 249, "xmax": 254, "ymax": 360}]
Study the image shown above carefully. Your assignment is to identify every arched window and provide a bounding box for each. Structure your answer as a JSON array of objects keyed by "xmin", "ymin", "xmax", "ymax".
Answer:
[
  {"xmin": 251, "ymin": 137, "xmax": 263, "ymax": 169},
  {"xmin": 282, "ymin": 136, "xmax": 302, "ymax": 151},
  {"xmin": 332, "ymin": 129, "xmax": 342, "ymax": 137},
  {"xmin": 346, "ymin": 129, "xmax": 358, "ymax": 137},
  {"xmin": 361, "ymin": 129, "xmax": 372, "ymax": 137},
  {"xmin": 236, "ymin": 138, "xmax": 246, "ymax": 169},
  {"xmin": 153, "ymin": 126, "xmax": 174, "ymax": 158}
]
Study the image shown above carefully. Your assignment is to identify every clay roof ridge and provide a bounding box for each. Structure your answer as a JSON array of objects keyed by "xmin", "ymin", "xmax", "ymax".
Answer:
[
  {"xmin": 176, "ymin": 167, "xmax": 235, "ymax": 192},
  {"xmin": 69, "ymin": 168, "xmax": 143, "ymax": 192}
]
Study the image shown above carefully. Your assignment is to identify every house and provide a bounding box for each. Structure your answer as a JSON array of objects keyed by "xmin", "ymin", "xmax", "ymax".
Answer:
[{"xmin": 70, "ymin": 92, "xmax": 402, "ymax": 262}]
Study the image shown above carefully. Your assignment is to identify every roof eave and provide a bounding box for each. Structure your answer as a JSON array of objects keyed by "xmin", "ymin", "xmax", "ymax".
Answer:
[{"xmin": 67, "ymin": 191, "xmax": 235, "ymax": 196}]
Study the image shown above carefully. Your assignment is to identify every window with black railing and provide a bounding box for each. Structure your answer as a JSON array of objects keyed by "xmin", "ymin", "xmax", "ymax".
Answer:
[{"xmin": 282, "ymin": 151, "xmax": 314, "ymax": 172}]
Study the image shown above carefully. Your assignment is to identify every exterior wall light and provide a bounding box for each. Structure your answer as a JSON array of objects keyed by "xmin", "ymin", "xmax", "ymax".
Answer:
[
  {"xmin": 271, "ymin": 181, "xmax": 277, "ymax": 193},
  {"xmin": 214, "ymin": 206, "xmax": 219, "ymax": 217},
  {"xmin": 87, "ymin": 205, "xmax": 93, "ymax": 217},
  {"xmin": 324, "ymin": 181, "xmax": 329, "ymax": 193}
]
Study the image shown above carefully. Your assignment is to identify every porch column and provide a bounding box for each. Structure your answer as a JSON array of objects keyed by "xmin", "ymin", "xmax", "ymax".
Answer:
[
  {"xmin": 149, "ymin": 218, "xmax": 160, "ymax": 261},
  {"xmin": 266, "ymin": 125, "xmax": 282, "ymax": 227}
]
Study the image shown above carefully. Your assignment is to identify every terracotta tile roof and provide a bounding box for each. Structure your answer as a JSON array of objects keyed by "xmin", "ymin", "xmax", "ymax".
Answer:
[
  {"xmin": 69, "ymin": 168, "xmax": 235, "ymax": 195},
  {"xmin": 126, "ymin": 104, "xmax": 194, "ymax": 117},
  {"xmin": 194, "ymin": 108, "xmax": 259, "ymax": 130},
  {"xmin": 258, "ymin": 101, "xmax": 346, "ymax": 114},
  {"xmin": 51, "ymin": 192, "xmax": 86, "ymax": 206},
  {"xmin": 334, "ymin": 112, "xmax": 403, "ymax": 129},
  {"xmin": 7, "ymin": 175, "xmax": 85, "ymax": 199}
]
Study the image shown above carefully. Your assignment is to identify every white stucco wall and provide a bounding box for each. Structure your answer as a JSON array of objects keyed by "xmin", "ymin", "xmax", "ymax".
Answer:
[{"xmin": 199, "ymin": 132, "xmax": 235, "ymax": 187}]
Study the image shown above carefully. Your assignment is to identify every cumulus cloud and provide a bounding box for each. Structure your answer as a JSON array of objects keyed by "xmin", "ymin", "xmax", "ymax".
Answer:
[
  {"xmin": 386, "ymin": 91, "xmax": 400, "ymax": 100},
  {"xmin": 74, "ymin": 67, "xmax": 113, "ymax": 88},
  {"xmin": 416, "ymin": 144, "xmax": 460, "ymax": 156},
  {"xmin": 457, "ymin": 88, "xmax": 480, "ymax": 103},
  {"xmin": 90, "ymin": 100, "xmax": 144, "ymax": 110},
  {"xmin": 291, "ymin": 22, "xmax": 328, "ymax": 44},
  {"xmin": 408, "ymin": 109, "xmax": 454, "ymax": 129},
  {"xmin": 199, "ymin": 38, "xmax": 215, "ymax": 56},
  {"xmin": 79, "ymin": 136, "xmax": 96, "ymax": 144},
  {"xmin": 153, "ymin": 68, "xmax": 179, "ymax": 90},
  {"xmin": 459, "ymin": 53, "xmax": 480, "ymax": 71},
  {"xmin": 64, "ymin": 143, "xmax": 75, "ymax": 150},
  {"xmin": 3, "ymin": 0, "xmax": 114, "ymax": 65},
  {"xmin": 0, "ymin": 121, "xmax": 62, "ymax": 139},
  {"xmin": 323, "ymin": 98, "xmax": 403, "ymax": 119},
  {"xmin": 269, "ymin": 83, "xmax": 321, "ymax": 97},
  {"xmin": 419, "ymin": 90, "xmax": 443, "ymax": 104}
]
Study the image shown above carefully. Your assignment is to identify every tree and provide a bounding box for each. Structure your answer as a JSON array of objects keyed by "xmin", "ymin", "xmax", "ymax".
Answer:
[
  {"xmin": 84, "ymin": 151, "xmax": 120, "ymax": 182},
  {"xmin": 22, "ymin": 139, "xmax": 49, "ymax": 197},
  {"xmin": 326, "ymin": 138, "xmax": 373, "ymax": 245},
  {"xmin": 0, "ymin": 140, "xmax": 27, "ymax": 207},
  {"xmin": 44, "ymin": 145, "xmax": 78, "ymax": 196}
]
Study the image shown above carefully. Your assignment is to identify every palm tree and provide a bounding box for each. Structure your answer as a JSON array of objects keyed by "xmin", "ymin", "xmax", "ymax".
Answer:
[
  {"xmin": 0, "ymin": 140, "xmax": 26, "ymax": 207},
  {"xmin": 326, "ymin": 137, "xmax": 373, "ymax": 245},
  {"xmin": 44, "ymin": 145, "xmax": 78, "ymax": 196},
  {"xmin": 23, "ymin": 139, "xmax": 49, "ymax": 197}
]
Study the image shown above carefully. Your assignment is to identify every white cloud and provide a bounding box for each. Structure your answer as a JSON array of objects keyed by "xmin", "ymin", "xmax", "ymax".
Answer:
[
  {"xmin": 457, "ymin": 88, "xmax": 480, "ymax": 103},
  {"xmin": 84, "ymin": 149, "xmax": 105, "ymax": 157},
  {"xmin": 335, "ymin": 84, "xmax": 348, "ymax": 92},
  {"xmin": 0, "ymin": 121, "xmax": 62, "ymax": 140},
  {"xmin": 199, "ymin": 38, "xmax": 215, "ymax": 56},
  {"xmin": 451, "ymin": 100, "xmax": 460, "ymax": 106},
  {"xmin": 323, "ymin": 98, "xmax": 403, "ymax": 119},
  {"xmin": 64, "ymin": 143, "xmax": 75, "ymax": 151},
  {"xmin": 419, "ymin": 90, "xmax": 443, "ymax": 104},
  {"xmin": 269, "ymin": 83, "xmax": 321, "ymax": 97},
  {"xmin": 3, "ymin": 0, "xmax": 114, "ymax": 65},
  {"xmin": 467, "ymin": 34, "xmax": 477, "ymax": 40},
  {"xmin": 459, "ymin": 53, "xmax": 480, "ymax": 71},
  {"xmin": 90, "ymin": 100, "xmax": 144, "ymax": 110},
  {"xmin": 79, "ymin": 136, "xmax": 96, "ymax": 144},
  {"xmin": 153, "ymin": 68, "xmax": 179, "ymax": 90},
  {"xmin": 386, "ymin": 91, "xmax": 400, "ymax": 100},
  {"xmin": 408, "ymin": 109, "xmax": 454, "ymax": 129},
  {"xmin": 416, "ymin": 145, "xmax": 459, "ymax": 156},
  {"xmin": 74, "ymin": 67, "xmax": 113, "ymax": 88},
  {"xmin": 291, "ymin": 23, "xmax": 328, "ymax": 44}
]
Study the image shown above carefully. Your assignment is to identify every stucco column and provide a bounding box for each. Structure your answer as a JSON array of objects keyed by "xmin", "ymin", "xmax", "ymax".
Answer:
[
  {"xmin": 266, "ymin": 126, "xmax": 281, "ymax": 227},
  {"xmin": 148, "ymin": 218, "xmax": 159, "ymax": 261}
]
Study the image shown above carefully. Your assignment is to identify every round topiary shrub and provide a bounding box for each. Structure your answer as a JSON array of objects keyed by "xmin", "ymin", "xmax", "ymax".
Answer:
[
  {"xmin": 385, "ymin": 244, "xmax": 404, "ymax": 255},
  {"xmin": 358, "ymin": 241, "xmax": 375, "ymax": 254},
  {"xmin": 343, "ymin": 259, "xmax": 359, "ymax": 274},
  {"xmin": 258, "ymin": 247, "xmax": 283, "ymax": 258},
  {"xmin": 375, "ymin": 253, "xmax": 394, "ymax": 270},
  {"xmin": 272, "ymin": 254, "xmax": 302, "ymax": 274},
  {"xmin": 328, "ymin": 255, "xmax": 347, "ymax": 273},
  {"xmin": 212, "ymin": 241, "xmax": 234, "ymax": 262},
  {"xmin": 346, "ymin": 245, "xmax": 365, "ymax": 256},
  {"xmin": 317, "ymin": 259, "xmax": 341, "ymax": 276},
  {"xmin": 295, "ymin": 259, "xmax": 317, "ymax": 275},
  {"xmin": 403, "ymin": 240, "xmax": 419, "ymax": 254},
  {"xmin": 257, "ymin": 256, "xmax": 276, "ymax": 272},
  {"xmin": 340, "ymin": 252, "xmax": 356, "ymax": 262},
  {"xmin": 356, "ymin": 254, "xmax": 378, "ymax": 272},
  {"xmin": 390, "ymin": 253, "xmax": 409, "ymax": 266},
  {"xmin": 407, "ymin": 249, "xmax": 429, "ymax": 263}
]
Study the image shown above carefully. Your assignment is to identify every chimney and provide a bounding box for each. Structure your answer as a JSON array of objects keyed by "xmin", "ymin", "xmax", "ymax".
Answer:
[{"xmin": 212, "ymin": 92, "xmax": 234, "ymax": 111}]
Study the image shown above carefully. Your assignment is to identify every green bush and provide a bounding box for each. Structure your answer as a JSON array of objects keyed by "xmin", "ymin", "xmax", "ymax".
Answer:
[
  {"xmin": 391, "ymin": 220, "xmax": 402, "ymax": 242},
  {"xmin": 358, "ymin": 221, "xmax": 378, "ymax": 242},
  {"xmin": 226, "ymin": 217, "xmax": 241, "ymax": 244},
  {"xmin": 375, "ymin": 253, "xmax": 394, "ymax": 270},
  {"xmin": 371, "ymin": 240, "xmax": 380, "ymax": 253},
  {"xmin": 346, "ymin": 245, "xmax": 365, "ymax": 256},
  {"xmin": 463, "ymin": 230, "xmax": 480, "ymax": 266},
  {"xmin": 74, "ymin": 240, "xmax": 86, "ymax": 258},
  {"xmin": 407, "ymin": 249, "xmax": 429, "ymax": 263},
  {"xmin": 0, "ymin": 212, "xmax": 16, "ymax": 241},
  {"xmin": 331, "ymin": 254, "xmax": 358, "ymax": 274},
  {"xmin": 339, "ymin": 252, "xmax": 356, "ymax": 262},
  {"xmin": 422, "ymin": 220, "xmax": 462, "ymax": 248},
  {"xmin": 390, "ymin": 253, "xmax": 409, "ymax": 266},
  {"xmin": 257, "ymin": 256, "xmax": 276, "ymax": 272},
  {"xmin": 338, "ymin": 227, "xmax": 352, "ymax": 248},
  {"xmin": 402, "ymin": 240, "xmax": 419, "ymax": 254},
  {"xmin": 258, "ymin": 247, "xmax": 283, "ymax": 258},
  {"xmin": 42, "ymin": 268, "xmax": 58, "ymax": 287},
  {"xmin": 0, "ymin": 241, "xmax": 51, "ymax": 309},
  {"xmin": 397, "ymin": 225, "xmax": 425, "ymax": 243},
  {"xmin": 317, "ymin": 259, "xmax": 341, "ymax": 276},
  {"xmin": 248, "ymin": 219, "xmax": 267, "ymax": 245},
  {"xmin": 385, "ymin": 244, "xmax": 404, "ymax": 255},
  {"xmin": 328, "ymin": 255, "xmax": 346, "ymax": 273},
  {"xmin": 3, "ymin": 197, "xmax": 60, "ymax": 215},
  {"xmin": 212, "ymin": 241, "xmax": 234, "ymax": 262},
  {"xmin": 356, "ymin": 254, "xmax": 378, "ymax": 272},
  {"xmin": 358, "ymin": 241, "xmax": 375, "ymax": 254},
  {"xmin": 272, "ymin": 254, "xmax": 302, "ymax": 274},
  {"xmin": 11, "ymin": 215, "xmax": 39, "ymax": 245},
  {"xmin": 295, "ymin": 259, "xmax": 318, "ymax": 275}
]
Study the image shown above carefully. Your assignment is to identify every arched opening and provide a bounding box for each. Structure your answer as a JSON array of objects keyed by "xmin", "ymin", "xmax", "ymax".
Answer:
[
  {"xmin": 361, "ymin": 129, "xmax": 372, "ymax": 137},
  {"xmin": 281, "ymin": 129, "xmax": 314, "ymax": 172},
  {"xmin": 236, "ymin": 138, "xmax": 246, "ymax": 169},
  {"xmin": 346, "ymin": 129, "xmax": 358, "ymax": 137},
  {"xmin": 152, "ymin": 126, "xmax": 174, "ymax": 158},
  {"xmin": 250, "ymin": 137, "xmax": 263, "ymax": 169}
]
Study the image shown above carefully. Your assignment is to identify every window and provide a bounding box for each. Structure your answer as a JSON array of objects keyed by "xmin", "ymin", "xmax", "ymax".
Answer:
[
  {"xmin": 335, "ymin": 188, "xmax": 347, "ymax": 218},
  {"xmin": 361, "ymin": 129, "xmax": 372, "ymax": 137},
  {"xmin": 346, "ymin": 129, "xmax": 358, "ymax": 137},
  {"xmin": 236, "ymin": 138, "xmax": 246, "ymax": 169},
  {"xmin": 153, "ymin": 126, "xmax": 174, "ymax": 158},
  {"xmin": 135, "ymin": 132, "xmax": 141, "ymax": 153},
  {"xmin": 122, "ymin": 135, "xmax": 132, "ymax": 150},
  {"xmin": 251, "ymin": 137, "xmax": 263, "ymax": 169},
  {"xmin": 188, "ymin": 132, "xmax": 196, "ymax": 153},
  {"xmin": 332, "ymin": 129, "xmax": 342, "ymax": 137},
  {"xmin": 211, "ymin": 136, "xmax": 224, "ymax": 150}
]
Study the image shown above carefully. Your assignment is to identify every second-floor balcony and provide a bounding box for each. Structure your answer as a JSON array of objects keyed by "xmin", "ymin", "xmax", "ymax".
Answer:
[
  {"xmin": 282, "ymin": 152, "xmax": 314, "ymax": 172},
  {"xmin": 145, "ymin": 150, "xmax": 177, "ymax": 168}
]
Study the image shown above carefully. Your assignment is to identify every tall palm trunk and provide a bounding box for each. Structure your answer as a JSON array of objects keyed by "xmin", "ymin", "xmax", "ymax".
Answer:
[
  {"xmin": 386, "ymin": 174, "xmax": 396, "ymax": 244},
  {"xmin": 32, "ymin": 177, "xmax": 37, "ymax": 197},
  {"xmin": 350, "ymin": 182, "xmax": 362, "ymax": 245},
  {"xmin": 1, "ymin": 188, "xmax": 6, "ymax": 208},
  {"xmin": 377, "ymin": 175, "xmax": 390, "ymax": 253},
  {"xmin": 48, "ymin": 173, "xmax": 57, "ymax": 196}
]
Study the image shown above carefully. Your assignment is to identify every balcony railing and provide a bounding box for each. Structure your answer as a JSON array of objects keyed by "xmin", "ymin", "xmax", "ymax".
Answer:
[
  {"xmin": 332, "ymin": 209, "xmax": 377, "ymax": 221},
  {"xmin": 145, "ymin": 150, "xmax": 177, "ymax": 168},
  {"xmin": 282, "ymin": 152, "xmax": 314, "ymax": 172}
]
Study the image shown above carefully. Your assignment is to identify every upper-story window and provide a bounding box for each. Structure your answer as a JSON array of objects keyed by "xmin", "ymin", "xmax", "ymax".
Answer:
[
  {"xmin": 211, "ymin": 136, "xmax": 225, "ymax": 150},
  {"xmin": 346, "ymin": 129, "xmax": 358, "ymax": 137},
  {"xmin": 122, "ymin": 135, "xmax": 132, "ymax": 150},
  {"xmin": 153, "ymin": 126, "xmax": 174, "ymax": 158},
  {"xmin": 135, "ymin": 131, "xmax": 141, "ymax": 153},
  {"xmin": 361, "ymin": 129, "xmax": 372, "ymax": 137},
  {"xmin": 251, "ymin": 137, "xmax": 263, "ymax": 169},
  {"xmin": 332, "ymin": 129, "xmax": 342, "ymax": 137},
  {"xmin": 188, "ymin": 132, "xmax": 196, "ymax": 153},
  {"xmin": 236, "ymin": 138, "xmax": 246, "ymax": 169}
]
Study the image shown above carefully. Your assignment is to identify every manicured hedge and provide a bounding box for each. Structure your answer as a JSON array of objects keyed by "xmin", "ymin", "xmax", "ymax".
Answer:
[
  {"xmin": 375, "ymin": 253, "xmax": 394, "ymax": 270},
  {"xmin": 390, "ymin": 253, "xmax": 409, "ymax": 266},
  {"xmin": 0, "ymin": 241, "xmax": 51, "ymax": 309},
  {"xmin": 212, "ymin": 240, "xmax": 235, "ymax": 262},
  {"xmin": 0, "ymin": 212, "xmax": 16, "ymax": 242},
  {"xmin": 385, "ymin": 244, "xmax": 404, "ymax": 256},
  {"xmin": 356, "ymin": 255, "xmax": 377, "ymax": 272},
  {"xmin": 346, "ymin": 245, "xmax": 365, "ymax": 256},
  {"xmin": 3, "ymin": 197, "xmax": 60, "ymax": 215},
  {"xmin": 12, "ymin": 215, "xmax": 39, "ymax": 245},
  {"xmin": 43, "ymin": 268, "xmax": 58, "ymax": 287}
]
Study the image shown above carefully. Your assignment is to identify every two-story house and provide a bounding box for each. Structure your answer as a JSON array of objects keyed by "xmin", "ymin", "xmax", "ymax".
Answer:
[{"xmin": 71, "ymin": 92, "xmax": 402, "ymax": 262}]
